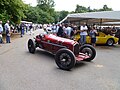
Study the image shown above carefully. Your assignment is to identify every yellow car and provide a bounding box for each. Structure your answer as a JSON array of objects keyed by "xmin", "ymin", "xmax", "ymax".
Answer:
[{"xmin": 74, "ymin": 31, "xmax": 119, "ymax": 46}]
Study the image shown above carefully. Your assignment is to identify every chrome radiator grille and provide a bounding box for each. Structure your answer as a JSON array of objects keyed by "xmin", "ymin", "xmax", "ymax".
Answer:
[{"xmin": 74, "ymin": 43, "xmax": 79, "ymax": 55}]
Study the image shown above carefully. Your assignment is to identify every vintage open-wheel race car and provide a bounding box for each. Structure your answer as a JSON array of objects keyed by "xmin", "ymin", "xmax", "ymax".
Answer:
[{"xmin": 28, "ymin": 33, "xmax": 96, "ymax": 70}]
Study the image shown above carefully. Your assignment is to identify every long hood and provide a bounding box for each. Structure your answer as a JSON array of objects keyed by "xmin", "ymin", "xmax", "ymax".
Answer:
[{"xmin": 46, "ymin": 34, "xmax": 76, "ymax": 45}]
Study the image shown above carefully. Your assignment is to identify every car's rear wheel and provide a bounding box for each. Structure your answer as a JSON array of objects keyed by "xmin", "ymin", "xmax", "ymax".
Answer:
[
  {"xmin": 106, "ymin": 39, "xmax": 114, "ymax": 46},
  {"xmin": 55, "ymin": 48, "xmax": 76, "ymax": 70},
  {"xmin": 28, "ymin": 39, "xmax": 36, "ymax": 53},
  {"xmin": 79, "ymin": 44, "xmax": 96, "ymax": 61}
]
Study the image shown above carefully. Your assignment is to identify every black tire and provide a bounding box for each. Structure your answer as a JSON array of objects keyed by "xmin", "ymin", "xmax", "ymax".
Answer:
[
  {"xmin": 106, "ymin": 39, "xmax": 114, "ymax": 46},
  {"xmin": 55, "ymin": 48, "xmax": 76, "ymax": 70},
  {"xmin": 79, "ymin": 44, "xmax": 96, "ymax": 61},
  {"xmin": 28, "ymin": 39, "xmax": 36, "ymax": 54}
]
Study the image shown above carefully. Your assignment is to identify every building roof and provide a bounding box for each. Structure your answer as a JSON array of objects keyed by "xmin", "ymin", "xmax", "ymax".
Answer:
[{"xmin": 60, "ymin": 11, "xmax": 120, "ymax": 24}]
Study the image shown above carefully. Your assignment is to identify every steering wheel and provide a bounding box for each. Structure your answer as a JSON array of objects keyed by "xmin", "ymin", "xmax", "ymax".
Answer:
[{"xmin": 39, "ymin": 34, "xmax": 44, "ymax": 38}]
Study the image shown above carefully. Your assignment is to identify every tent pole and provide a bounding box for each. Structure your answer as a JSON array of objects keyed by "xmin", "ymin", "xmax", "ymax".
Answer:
[
  {"xmin": 78, "ymin": 21, "xmax": 80, "ymax": 26},
  {"xmin": 68, "ymin": 19, "xmax": 70, "ymax": 24},
  {"xmin": 78, "ymin": 21, "xmax": 80, "ymax": 30},
  {"xmin": 100, "ymin": 19, "xmax": 102, "ymax": 30}
]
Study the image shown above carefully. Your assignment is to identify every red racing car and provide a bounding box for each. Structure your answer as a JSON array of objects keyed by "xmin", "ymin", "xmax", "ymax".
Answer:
[{"xmin": 28, "ymin": 33, "xmax": 96, "ymax": 70}]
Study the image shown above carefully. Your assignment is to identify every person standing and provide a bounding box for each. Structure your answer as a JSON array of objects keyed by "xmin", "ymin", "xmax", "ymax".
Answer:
[
  {"xmin": 0, "ymin": 21, "xmax": 3, "ymax": 43},
  {"xmin": 51, "ymin": 23, "xmax": 57, "ymax": 34},
  {"xmin": 20, "ymin": 23, "xmax": 25, "ymax": 37},
  {"xmin": 80, "ymin": 23, "xmax": 88, "ymax": 45},
  {"xmin": 56, "ymin": 23, "xmax": 61, "ymax": 35},
  {"xmin": 4, "ymin": 20, "xmax": 11, "ymax": 43},
  {"xmin": 89, "ymin": 27, "xmax": 98, "ymax": 46},
  {"xmin": 111, "ymin": 26, "xmax": 117, "ymax": 36},
  {"xmin": 16, "ymin": 24, "xmax": 20, "ymax": 33},
  {"xmin": 70, "ymin": 24, "xmax": 76, "ymax": 40},
  {"xmin": 29, "ymin": 24, "xmax": 33, "ymax": 35},
  {"xmin": 26, "ymin": 24, "xmax": 29, "ymax": 33},
  {"xmin": 63, "ymin": 24, "xmax": 72, "ymax": 38},
  {"xmin": 57, "ymin": 24, "xmax": 63, "ymax": 37}
]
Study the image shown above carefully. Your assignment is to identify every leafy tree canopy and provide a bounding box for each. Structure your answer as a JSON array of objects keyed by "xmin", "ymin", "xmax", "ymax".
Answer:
[
  {"xmin": 0, "ymin": 0, "xmax": 27, "ymax": 24},
  {"xmin": 74, "ymin": 4, "xmax": 113, "ymax": 13},
  {"xmin": 37, "ymin": 0, "xmax": 55, "ymax": 8}
]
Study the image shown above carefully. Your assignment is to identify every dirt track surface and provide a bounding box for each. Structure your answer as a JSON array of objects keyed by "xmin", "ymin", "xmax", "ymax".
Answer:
[{"xmin": 0, "ymin": 29, "xmax": 120, "ymax": 90}]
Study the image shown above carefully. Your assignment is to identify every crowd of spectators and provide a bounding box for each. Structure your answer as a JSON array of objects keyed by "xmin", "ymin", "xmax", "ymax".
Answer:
[
  {"xmin": 42, "ymin": 23, "xmax": 98, "ymax": 46},
  {"xmin": 43, "ymin": 23, "xmax": 77, "ymax": 39},
  {"xmin": 0, "ymin": 20, "xmax": 40, "ymax": 44},
  {"xmin": 42, "ymin": 23, "xmax": 120, "ymax": 46},
  {"xmin": 100, "ymin": 26, "xmax": 117, "ymax": 36},
  {"xmin": 1, "ymin": 20, "xmax": 120, "ymax": 45}
]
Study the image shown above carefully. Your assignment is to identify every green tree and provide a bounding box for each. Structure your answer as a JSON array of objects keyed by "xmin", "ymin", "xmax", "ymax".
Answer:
[
  {"xmin": 75, "ymin": 5, "xmax": 88, "ymax": 13},
  {"xmin": 0, "ymin": 0, "xmax": 27, "ymax": 24},
  {"xmin": 37, "ymin": 0, "xmax": 55, "ymax": 13},
  {"xmin": 74, "ymin": 4, "xmax": 112, "ymax": 13},
  {"xmin": 58, "ymin": 11, "xmax": 69, "ymax": 21},
  {"xmin": 99, "ymin": 5, "xmax": 113, "ymax": 11},
  {"xmin": 87, "ymin": 6, "xmax": 93, "ymax": 12},
  {"xmin": 37, "ymin": 0, "xmax": 55, "ymax": 8},
  {"xmin": 0, "ymin": 12, "xmax": 10, "ymax": 24},
  {"xmin": 23, "ymin": 4, "xmax": 56, "ymax": 24},
  {"xmin": 36, "ymin": 0, "xmax": 56, "ymax": 23},
  {"xmin": 23, "ymin": 6, "xmax": 39, "ymax": 23}
]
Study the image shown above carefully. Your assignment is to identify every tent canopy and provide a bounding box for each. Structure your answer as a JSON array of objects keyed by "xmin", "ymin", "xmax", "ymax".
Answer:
[
  {"xmin": 102, "ymin": 22, "xmax": 120, "ymax": 26},
  {"xmin": 60, "ymin": 11, "xmax": 120, "ymax": 24}
]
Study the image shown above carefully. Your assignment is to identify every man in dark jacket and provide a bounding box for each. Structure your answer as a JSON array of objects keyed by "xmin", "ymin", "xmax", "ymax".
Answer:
[{"xmin": 57, "ymin": 25, "xmax": 63, "ymax": 37}]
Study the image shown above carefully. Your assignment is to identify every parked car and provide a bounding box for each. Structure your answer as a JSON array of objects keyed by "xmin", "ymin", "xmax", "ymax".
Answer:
[
  {"xmin": 115, "ymin": 27, "xmax": 120, "ymax": 44},
  {"xmin": 74, "ymin": 31, "xmax": 119, "ymax": 46},
  {"xmin": 28, "ymin": 33, "xmax": 96, "ymax": 70}
]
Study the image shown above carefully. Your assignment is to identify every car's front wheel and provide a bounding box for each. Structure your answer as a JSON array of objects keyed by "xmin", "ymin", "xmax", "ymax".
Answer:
[
  {"xmin": 55, "ymin": 48, "xmax": 76, "ymax": 70},
  {"xmin": 28, "ymin": 39, "xmax": 36, "ymax": 54},
  {"xmin": 79, "ymin": 44, "xmax": 96, "ymax": 61}
]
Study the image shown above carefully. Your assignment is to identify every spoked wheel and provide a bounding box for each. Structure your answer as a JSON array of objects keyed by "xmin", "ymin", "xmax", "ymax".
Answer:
[
  {"xmin": 55, "ymin": 48, "xmax": 76, "ymax": 70},
  {"xmin": 79, "ymin": 44, "xmax": 96, "ymax": 61},
  {"xmin": 28, "ymin": 39, "xmax": 36, "ymax": 53}
]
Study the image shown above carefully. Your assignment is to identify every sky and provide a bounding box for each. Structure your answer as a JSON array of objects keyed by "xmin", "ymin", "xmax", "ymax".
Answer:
[{"xmin": 23, "ymin": 0, "xmax": 120, "ymax": 11}]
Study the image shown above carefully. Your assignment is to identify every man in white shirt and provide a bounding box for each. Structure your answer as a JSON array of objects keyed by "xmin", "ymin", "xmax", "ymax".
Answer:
[
  {"xmin": 4, "ymin": 20, "xmax": 11, "ymax": 43},
  {"xmin": 63, "ymin": 24, "xmax": 73, "ymax": 38},
  {"xmin": 0, "ymin": 21, "xmax": 3, "ymax": 43},
  {"xmin": 80, "ymin": 23, "xmax": 88, "ymax": 45},
  {"xmin": 46, "ymin": 24, "xmax": 52, "ymax": 34},
  {"xmin": 51, "ymin": 23, "xmax": 57, "ymax": 34}
]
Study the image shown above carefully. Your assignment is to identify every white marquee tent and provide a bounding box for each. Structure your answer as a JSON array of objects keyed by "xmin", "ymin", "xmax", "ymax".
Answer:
[{"xmin": 60, "ymin": 11, "xmax": 120, "ymax": 24}]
